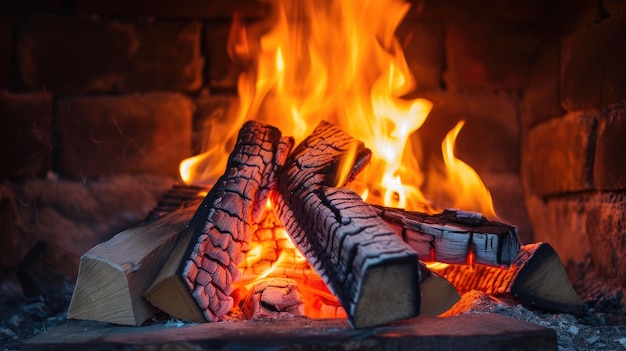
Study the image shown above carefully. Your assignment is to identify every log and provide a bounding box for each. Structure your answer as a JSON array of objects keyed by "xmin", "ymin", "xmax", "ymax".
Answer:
[
  {"xmin": 67, "ymin": 205, "xmax": 198, "ymax": 326},
  {"xmin": 272, "ymin": 121, "xmax": 421, "ymax": 328},
  {"xmin": 240, "ymin": 278, "xmax": 305, "ymax": 319},
  {"xmin": 417, "ymin": 262, "xmax": 460, "ymax": 316},
  {"xmin": 371, "ymin": 206, "xmax": 520, "ymax": 266},
  {"xmin": 431, "ymin": 242, "xmax": 582, "ymax": 314},
  {"xmin": 144, "ymin": 121, "xmax": 294, "ymax": 322}
]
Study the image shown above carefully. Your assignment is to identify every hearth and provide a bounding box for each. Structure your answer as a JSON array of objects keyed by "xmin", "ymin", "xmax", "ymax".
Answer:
[{"xmin": 1, "ymin": 0, "xmax": 626, "ymax": 350}]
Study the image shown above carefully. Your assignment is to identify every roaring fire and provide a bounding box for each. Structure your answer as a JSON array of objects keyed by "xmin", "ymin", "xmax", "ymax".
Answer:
[{"xmin": 180, "ymin": 0, "xmax": 498, "ymax": 318}]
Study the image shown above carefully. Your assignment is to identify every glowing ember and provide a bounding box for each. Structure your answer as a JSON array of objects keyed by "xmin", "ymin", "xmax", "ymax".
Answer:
[{"xmin": 180, "ymin": 0, "xmax": 499, "ymax": 318}]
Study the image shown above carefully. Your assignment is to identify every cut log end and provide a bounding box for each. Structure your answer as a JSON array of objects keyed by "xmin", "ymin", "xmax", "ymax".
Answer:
[{"xmin": 352, "ymin": 261, "xmax": 420, "ymax": 328}]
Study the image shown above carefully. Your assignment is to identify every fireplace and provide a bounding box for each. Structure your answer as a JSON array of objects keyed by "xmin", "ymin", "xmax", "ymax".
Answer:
[{"xmin": 1, "ymin": 0, "xmax": 625, "ymax": 349}]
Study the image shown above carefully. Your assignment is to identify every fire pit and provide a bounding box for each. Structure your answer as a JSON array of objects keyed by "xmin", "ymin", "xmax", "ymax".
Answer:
[{"xmin": 1, "ymin": 0, "xmax": 626, "ymax": 350}]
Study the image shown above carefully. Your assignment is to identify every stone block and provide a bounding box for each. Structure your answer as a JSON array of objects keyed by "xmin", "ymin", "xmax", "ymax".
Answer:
[
  {"xmin": 405, "ymin": 0, "xmax": 548, "ymax": 22},
  {"xmin": 561, "ymin": 16, "xmax": 626, "ymax": 110},
  {"xmin": 396, "ymin": 21, "xmax": 444, "ymax": 90},
  {"xmin": 521, "ymin": 41, "xmax": 565, "ymax": 129},
  {"xmin": 594, "ymin": 102, "xmax": 626, "ymax": 190},
  {"xmin": 194, "ymin": 93, "xmax": 240, "ymax": 152},
  {"xmin": 76, "ymin": 0, "xmax": 268, "ymax": 20},
  {"xmin": 522, "ymin": 111, "xmax": 595, "ymax": 196},
  {"xmin": 56, "ymin": 93, "xmax": 193, "ymax": 178},
  {"xmin": 414, "ymin": 90, "xmax": 520, "ymax": 175},
  {"xmin": 0, "ymin": 91, "xmax": 52, "ymax": 178},
  {"xmin": 445, "ymin": 22, "xmax": 542, "ymax": 90},
  {"xmin": 17, "ymin": 16, "xmax": 203, "ymax": 94}
]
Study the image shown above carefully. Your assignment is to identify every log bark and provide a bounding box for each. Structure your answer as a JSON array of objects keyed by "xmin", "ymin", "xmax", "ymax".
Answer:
[
  {"xmin": 372, "ymin": 206, "xmax": 520, "ymax": 266},
  {"xmin": 144, "ymin": 121, "xmax": 294, "ymax": 322},
  {"xmin": 67, "ymin": 205, "xmax": 197, "ymax": 326},
  {"xmin": 272, "ymin": 121, "xmax": 421, "ymax": 328},
  {"xmin": 431, "ymin": 242, "xmax": 582, "ymax": 314}
]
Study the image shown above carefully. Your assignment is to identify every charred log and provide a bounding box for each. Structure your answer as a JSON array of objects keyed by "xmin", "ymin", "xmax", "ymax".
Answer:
[
  {"xmin": 144, "ymin": 121, "xmax": 294, "ymax": 322},
  {"xmin": 372, "ymin": 206, "xmax": 520, "ymax": 266},
  {"xmin": 432, "ymin": 242, "xmax": 582, "ymax": 314},
  {"xmin": 272, "ymin": 121, "xmax": 421, "ymax": 328}
]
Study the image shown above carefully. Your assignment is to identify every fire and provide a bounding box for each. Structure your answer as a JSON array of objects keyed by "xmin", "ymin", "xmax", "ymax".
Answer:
[{"xmin": 181, "ymin": 0, "xmax": 498, "ymax": 318}]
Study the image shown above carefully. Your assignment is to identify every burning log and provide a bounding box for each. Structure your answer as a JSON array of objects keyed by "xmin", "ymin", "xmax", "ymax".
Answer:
[
  {"xmin": 67, "ymin": 205, "xmax": 198, "ymax": 326},
  {"xmin": 144, "ymin": 121, "xmax": 294, "ymax": 322},
  {"xmin": 432, "ymin": 242, "xmax": 582, "ymax": 314},
  {"xmin": 371, "ymin": 206, "xmax": 520, "ymax": 266},
  {"xmin": 272, "ymin": 121, "xmax": 421, "ymax": 328},
  {"xmin": 240, "ymin": 278, "xmax": 305, "ymax": 319}
]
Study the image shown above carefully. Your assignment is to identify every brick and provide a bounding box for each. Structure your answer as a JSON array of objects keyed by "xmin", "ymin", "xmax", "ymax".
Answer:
[
  {"xmin": 0, "ymin": 91, "xmax": 52, "ymax": 178},
  {"xmin": 445, "ymin": 22, "xmax": 542, "ymax": 90},
  {"xmin": 17, "ymin": 16, "xmax": 203, "ymax": 94},
  {"xmin": 522, "ymin": 111, "xmax": 595, "ymax": 196},
  {"xmin": 521, "ymin": 41, "xmax": 565, "ymax": 128},
  {"xmin": 594, "ymin": 102, "xmax": 626, "ymax": 190},
  {"xmin": 56, "ymin": 93, "xmax": 193, "ymax": 178},
  {"xmin": 405, "ymin": 0, "xmax": 548, "ymax": 22},
  {"xmin": 525, "ymin": 194, "xmax": 592, "ymax": 267},
  {"xmin": 194, "ymin": 93, "xmax": 240, "ymax": 152},
  {"xmin": 76, "ymin": 0, "xmax": 268, "ymax": 20},
  {"xmin": 0, "ymin": 11, "xmax": 11, "ymax": 90},
  {"xmin": 414, "ymin": 90, "xmax": 520, "ymax": 174},
  {"xmin": 584, "ymin": 192, "xmax": 626, "ymax": 286},
  {"xmin": 526, "ymin": 191, "xmax": 626, "ymax": 286},
  {"xmin": 396, "ymin": 21, "xmax": 444, "ymax": 90},
  {"xmin": 561, "ymin": 16, "xmax": 626, "ymax": 110},
  {"xmin": 205, "ymin": 22, "xmax": 241, "ymax": 90},
  {"xmin": 480, "ymin": 172, "xmax": 533, "ymax": 244},
  {"xmin": 603, "ymin": 0, "xmax": 626, "ymax": 16}
]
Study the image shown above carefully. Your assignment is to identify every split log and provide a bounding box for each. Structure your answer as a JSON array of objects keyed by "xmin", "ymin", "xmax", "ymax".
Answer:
[
  {"xmin": 417, "ymin": 262, "xmax": 460, "ymax": 316},
  {"xmin": 372, "ymin": 206, "xmax": 520, "ymax": 266},
  {"xmin": 272, "ymin": 121, "xmax": 421, "ymax": 328},
  {"xmin": 144, "ymin": 121, "xmax": 294, "ymax": 322},
  {"xmin": 431, "ymin": 242, "xmax": 582, "ymax": 314},
  {"xmin": 67, "ymin": 205, "xmax": 197, "ymax": 326}
]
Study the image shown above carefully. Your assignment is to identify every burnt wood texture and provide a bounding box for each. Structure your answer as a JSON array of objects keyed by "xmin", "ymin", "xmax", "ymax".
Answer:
[
  {"xmin": 272, "ymin": 121, "xmax": 421, "ymax": 328},
  {"xmin": 144, "ymin": 121, "xmax": 294, "ymax": 322},
  {"xmin": 372, "ymin": 206, "xmax": 520, "ymax": 266},
  {"xmin": 433, "ymin": 242, "xmax": 581, "ymax": 314}
]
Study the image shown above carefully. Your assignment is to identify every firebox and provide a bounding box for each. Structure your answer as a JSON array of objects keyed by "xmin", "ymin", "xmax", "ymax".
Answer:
[{"xmin": 1, "ymin": 0, "xmax": 625, "ymax": 349}]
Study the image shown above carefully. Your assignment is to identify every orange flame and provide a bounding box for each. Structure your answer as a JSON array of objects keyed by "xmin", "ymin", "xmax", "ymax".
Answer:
[{"xmin": 182, "ymin": 0, "xmax": 499, "ymax": 318}]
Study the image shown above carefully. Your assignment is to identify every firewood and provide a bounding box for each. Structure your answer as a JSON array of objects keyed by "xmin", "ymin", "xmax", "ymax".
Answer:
[
  {"xmin": 371, "ymin": 206, "xmax": 520, "ymax": 266},
  {"xmin": 272, "ymin": 121, "xmax": 421, "ymax": 328},
  {"xmin": 240, "ymin": 278, "xmax": 305, "ymax": 319},
  {"xmin": 67, "ymin": 205, "xmax": 197, "ymax": 326},
  {"xmin": 417, "ymin": 262, "xmax": 461, "ymax": 316},
  {"xmin": 144, "ymin": 121, "xmax": 294, "ymax": 322},
  {"xmin": 432, "ymin": 242, "xmax": 582, "ymax": 314}
]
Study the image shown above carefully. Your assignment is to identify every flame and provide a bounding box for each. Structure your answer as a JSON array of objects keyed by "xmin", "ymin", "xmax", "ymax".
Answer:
[{"xmin": 181, "ymin": 0, "xmax": 499, "ymax": 318}]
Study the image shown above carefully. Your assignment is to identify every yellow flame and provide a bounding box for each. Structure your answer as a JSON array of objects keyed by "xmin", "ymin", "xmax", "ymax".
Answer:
[
  {"xmin": 440, "ymin": 121, "xmax": 497, "ymax": 219},
  {"xmin": 183, "ymin": 0, "xmax": 500, "ymax": 318}
]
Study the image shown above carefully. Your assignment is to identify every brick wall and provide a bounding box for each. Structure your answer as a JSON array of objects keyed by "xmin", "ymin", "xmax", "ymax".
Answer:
[
  {"xmin": 521, "ymin": 1, "xmax": 626, "ymax": 286},
  {"xmin": 1, "ymin": 0, "xmax": 591, "ymax": 258}
]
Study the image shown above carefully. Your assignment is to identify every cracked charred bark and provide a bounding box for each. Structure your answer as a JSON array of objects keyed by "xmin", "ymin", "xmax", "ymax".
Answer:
[
  {"xmin": 272, "ymin": 121, "xmax": 421, "ymax": 328},
  {"xmin": 144, "ymin": 121, "xmax": 294, "ymax": 322}
]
